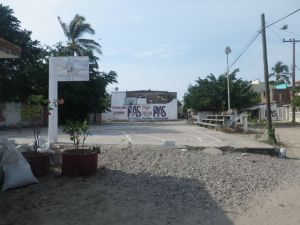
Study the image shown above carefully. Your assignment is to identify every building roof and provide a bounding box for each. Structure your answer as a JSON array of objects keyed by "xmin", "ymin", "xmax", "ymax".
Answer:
[{"xmin": 0, "ymin": 37, "xmax": 21, "ymax": 58}]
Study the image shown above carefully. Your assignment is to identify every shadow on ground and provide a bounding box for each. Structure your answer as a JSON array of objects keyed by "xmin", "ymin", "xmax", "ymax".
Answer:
[{"xmin": 1, "ymin": 169, "xmax": 233, "ymax": 225}]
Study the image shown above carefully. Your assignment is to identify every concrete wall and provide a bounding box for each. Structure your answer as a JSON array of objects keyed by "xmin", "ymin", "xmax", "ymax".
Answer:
[
  {"xmin": 259, "ymin": 103, "xmax": 278, "ymax": 121},
  {"xmin": 0, "ymin": 102, "xmax": 21, "ymax": 126},
  {"xmin": 0, "ymin": 102, "xmax": 46, "ymax": 127},
  {"xmin": 197, "ymin": 111, "xmax": 213, "ymax": 123},
  {"xmin": 111, "ymin": 92, "xmax": 126, "ymax": 106},
  {"xmin": 110, "ymin": 91, "xmax": 178, "ymax": 121},
  {"xmin": 110, "ymin": 99, "xmax": 178, "ymax": 121}
]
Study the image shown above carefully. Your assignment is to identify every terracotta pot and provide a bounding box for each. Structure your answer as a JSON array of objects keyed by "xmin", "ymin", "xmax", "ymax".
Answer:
[
  {"xmin": 62, "ymin": 149, "xmax": 98, "ymax": 176},
  {"xmin": 22, "ymin": 152, "xmax": 51, "ymax": 176}
]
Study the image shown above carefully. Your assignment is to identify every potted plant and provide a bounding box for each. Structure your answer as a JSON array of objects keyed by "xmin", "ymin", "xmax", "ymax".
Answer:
[
  {"xmin": 21, "ymin": 95, "xmax": 64, "ymax": 176},
  {"xmin": 62, "ymin": 120, "xmax": 99, "ymax": 176},
  {"xmin": 21, "ymin": 95, "xmax": 51, "ymax": 176}
]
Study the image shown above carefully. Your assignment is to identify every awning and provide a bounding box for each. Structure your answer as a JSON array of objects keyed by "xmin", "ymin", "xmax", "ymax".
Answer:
[
  {"xmin": 243, "ymin": 105, "xmax": 263, "ymax": 110},
  {"xmin": 242, "ymin": 102, "xmax": 277, "ymax": 111},
  {"xmin": 0, "ymin": 37, "xmax": 21, "ymax": 58}
]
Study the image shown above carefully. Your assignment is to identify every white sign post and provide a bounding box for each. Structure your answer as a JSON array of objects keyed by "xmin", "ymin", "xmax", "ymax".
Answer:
[{"xmin": 48, "ymin": 56, "xmax": 89, "ymax": 143}]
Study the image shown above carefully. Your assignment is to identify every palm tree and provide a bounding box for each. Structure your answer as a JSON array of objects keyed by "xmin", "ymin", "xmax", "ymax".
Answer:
[
  {"xmin": 269, "ymin": 61, "xmax": 291, "ymax": 85},
  {"xmin": 58, "ymin": 14, "xmax": 101, "ymax": 64}
]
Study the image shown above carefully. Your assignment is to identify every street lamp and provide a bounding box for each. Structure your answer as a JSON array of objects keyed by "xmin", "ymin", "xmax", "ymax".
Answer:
[{"xmin": 225, "ymin": 46, "xmax": 231, "ymax": 112}]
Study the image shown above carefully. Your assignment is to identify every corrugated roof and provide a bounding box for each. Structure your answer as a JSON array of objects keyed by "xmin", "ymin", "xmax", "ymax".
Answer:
[{"xmin": 0, "ymin": 37, "xmax": 21, "ymax": 58}]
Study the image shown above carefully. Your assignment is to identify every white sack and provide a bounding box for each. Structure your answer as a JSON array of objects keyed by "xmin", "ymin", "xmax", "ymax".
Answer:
[{"xmin": 0, "ymin": 137, "xmax": 38, "ymax": 191}]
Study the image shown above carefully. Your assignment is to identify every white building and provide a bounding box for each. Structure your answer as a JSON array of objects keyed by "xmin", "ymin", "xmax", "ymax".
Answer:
[{"xmin": 110, "ymin": 90, "xmax": 178, "ymax": 121}]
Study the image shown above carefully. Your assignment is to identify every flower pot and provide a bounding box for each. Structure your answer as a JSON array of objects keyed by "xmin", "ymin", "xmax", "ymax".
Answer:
[
  {"xmin": 61, "ymin": 149, "xmax": 98, "ymax": 176},
  {"xmin": 22, "ymin": 152, "xmax": 51, "ymax": 176}
]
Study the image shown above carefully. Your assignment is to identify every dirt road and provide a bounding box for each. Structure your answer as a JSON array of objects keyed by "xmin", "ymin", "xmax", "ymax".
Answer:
[{"xmin": 233, "ymin": 126, "xmax": 300, "ymax": 225}]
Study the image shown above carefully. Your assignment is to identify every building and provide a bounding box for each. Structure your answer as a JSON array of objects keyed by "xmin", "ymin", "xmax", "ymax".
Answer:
[
  {"xmin": 251, "ymin": 79, "xmax": 292, "ymax": 106},
  {"xmin": 249, "ymin": 80, "xmax": 300, "ymax": 121},
  {"xmin": 0, "ymin": 37, "xmax": 21, "ymax": 58},
  {"xmin": 110, "ymin": 90, "xmax": 178, "ymax": 121}
]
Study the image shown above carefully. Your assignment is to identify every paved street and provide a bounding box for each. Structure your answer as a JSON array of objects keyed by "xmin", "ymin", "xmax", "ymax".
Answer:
[{"xmin": 1, "ymin": 121, "xmax": 272, "ymax": 149}]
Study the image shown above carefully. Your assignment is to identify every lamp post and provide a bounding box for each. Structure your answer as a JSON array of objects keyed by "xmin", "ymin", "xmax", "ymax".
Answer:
[{"xmin": 225, "ymin": 46, "xmax": 231, "ymax": 111}]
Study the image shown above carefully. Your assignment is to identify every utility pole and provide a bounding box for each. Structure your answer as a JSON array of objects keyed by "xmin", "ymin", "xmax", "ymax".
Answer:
[
  {"xmin": 225, "ymin": 46, "xmax": 231, "ymax": 111},
  {"xmin": 261, "ymin": 13, "xmax": 276, "ymax": 144},
  {"xmin": 283, "ymin": 38, "xmax": 300, "ymax": 123}
]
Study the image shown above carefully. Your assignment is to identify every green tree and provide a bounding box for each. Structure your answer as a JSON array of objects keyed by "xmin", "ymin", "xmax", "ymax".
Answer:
[
  {"xmin": 269, "ymin": 61, "xmax": 291, "ymax": 85},
  {"xmin": 184, "ymin": 69, "xmax": 259, "ymax": 112},
  {"xmin": 58, "ymin": 14, "xmax": 101, "ymax": 67},
  {"xmin": 54, "ymin": 15, "xmax": 117, "ymax": 122},
  {"xmin": 0, "ymin": 4, "xmax": 48, "ymax": 102}
]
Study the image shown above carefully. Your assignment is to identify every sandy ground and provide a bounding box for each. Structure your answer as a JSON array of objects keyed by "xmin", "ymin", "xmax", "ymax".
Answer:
[
  {"xmin": 233, "ymin": 185, "xmax": 300, "ymax": 225},
  {"xmin": 232, "ymin": 126, "xmax": 300, "ymax": 225}
]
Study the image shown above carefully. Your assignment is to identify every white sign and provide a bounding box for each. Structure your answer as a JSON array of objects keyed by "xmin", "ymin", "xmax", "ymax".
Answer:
[
  {"xmin": 51, "ymin": 56, "xmax": 89, "ymax": 81},
  {"xmin": 48, "ymin": 56, "xmax": 89, "ymax": 143}
]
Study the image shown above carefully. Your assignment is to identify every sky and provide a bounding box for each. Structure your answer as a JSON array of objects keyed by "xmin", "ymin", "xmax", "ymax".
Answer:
[{"xmin": 2, "ymin": 0, "xmax": 300, "ymax": 100}]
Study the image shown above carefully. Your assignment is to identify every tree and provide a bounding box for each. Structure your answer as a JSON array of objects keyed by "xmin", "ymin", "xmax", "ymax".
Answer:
[
  {"xmin": 58, "ymin": 14, "xmax": 101, "ymax": 67},
  {"xmin": 269, "ymin": 61, "xmax": 291, "ymax": 85},
  {"xmin": 292, "ymin": 87, "xmax": 300, "ymax": 107},
  {"xmin": 55, "ymin": 15, "xmax": 117, "ymax": 122},
  {"xmin": 0, "ymin": 4, "xmax": 48, "ymax": 102},
  {"xmin": 184, "ymin": 69, "xmax": 259, "ymax": 112}
]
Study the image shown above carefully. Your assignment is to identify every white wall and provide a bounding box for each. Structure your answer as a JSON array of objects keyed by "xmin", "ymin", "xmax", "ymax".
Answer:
[
  {"xmin": 111, "ymin": 92, "xmax": 126, "ymax": 106},
  {"xmin": 111, "ymin": 97, "xmax": 178, "ymax": 121},
  {"xmin": 259, "ymin": 103, "xmax": 278, "ymax": 121}
]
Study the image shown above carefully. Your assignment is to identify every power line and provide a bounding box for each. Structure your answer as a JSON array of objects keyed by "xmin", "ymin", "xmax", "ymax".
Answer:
[
  {"xmin": 273, "ymin": 23, "xmax": 300, "ymax": 38},
  {"xmin": 225, "ymin": 8, "xmax": 300, "ymax": 72},
  {"xmin": 269, "ymin": 26, "xmax": 287, "ymax": 43},
  {"xmin": 268, "ymin": 25, "xmax": 300, "ymax": 58},
  {"xmin": 229, "ymin": 31, "xmax": 260, "ymax": 70},
  {"xmin": 282, "ymin": 29, "xmax": 300, "ymax": 37},
  {"xmin": 264, "ymin": 8, "xmax": 300, "ymax": 30}
]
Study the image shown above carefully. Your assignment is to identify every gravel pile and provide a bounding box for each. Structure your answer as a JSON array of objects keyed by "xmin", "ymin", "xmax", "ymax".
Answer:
[
  {"xmin": 1, "ymin": 144, "xmax": 298, "ymax": 225},
  {"xmin": 100, "ymin": 145, "xmax": 298, "ymax": 211}
]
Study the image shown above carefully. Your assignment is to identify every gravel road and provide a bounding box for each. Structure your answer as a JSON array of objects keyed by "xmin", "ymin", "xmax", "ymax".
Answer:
[{"xmin": 0, "ymin": 145, "xmax": 298, "ymax": 225}]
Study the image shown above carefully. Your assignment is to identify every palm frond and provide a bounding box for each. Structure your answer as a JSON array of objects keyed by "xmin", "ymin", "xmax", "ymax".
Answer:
[
  {"xmin": 82, "ymin": 45, "xmax": 102, "ymax": 55},
  {"xmin": 69, "ymin": 14, "xmax": 84, "ymax": 38},
  {"xmin": 57, "ymin": 16, "xmax": 71, "ymax": 41},
  {"xmin": 78, "ymin": 39, "xmax": 102, "ymax": 54},
  {"xmin": 78, "ymin": 39, "xmax": 100, "ymax": 47},
  {"xmin": 74, "ymin": 24, "xmax": 95, "ymax": 39}
]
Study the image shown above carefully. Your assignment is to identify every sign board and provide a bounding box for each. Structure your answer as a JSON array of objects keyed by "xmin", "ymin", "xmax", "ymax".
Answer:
[
  {"xmin": 48, "ymin": 56, "xmax": 89, "ymax": 143},
  {"xmin": 50, "ymin": 56, "xmax": 89, "ymax": 82}
]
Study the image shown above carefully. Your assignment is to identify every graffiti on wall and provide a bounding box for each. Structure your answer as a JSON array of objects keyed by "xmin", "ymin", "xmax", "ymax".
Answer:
[
  {"xmin": 153, "ymin": 106, "xmax": 166, "ymax": 118},
  {"xmin": 112, "ymin": 106, "xmax": 127, "ymax": 115},
  {"xmin": 127, "ymin": 105, "xmax": 168, "ymax": 120},
  {"xmin": 128, "ymin": 105, "xmax": 141, "ymax": 118},
  {"xmin": 141, "ymin": 105, "xmax": 152, "ymax": 118}
]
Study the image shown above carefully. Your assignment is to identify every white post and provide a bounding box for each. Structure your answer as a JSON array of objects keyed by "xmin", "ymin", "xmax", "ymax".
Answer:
[
  {"xmin": 48, "ymin": 56, "xmax": 89, "ymax": 143},
  {"xmin": 48, "ymin": 57, "xmax": 58, "ymax": 143},
  {"xmin": 225, "ymin": 46, "xmax": 231, "ymax": 112},
  {"xmin": 243, "ymin": 116, "xmax": 248, "ymax": 132}
]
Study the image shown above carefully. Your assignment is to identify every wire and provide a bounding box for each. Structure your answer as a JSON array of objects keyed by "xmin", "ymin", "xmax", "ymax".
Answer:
[
  {"xmin": 273, "ymin": 23, "xmax": 300, "ymax": 38},
  {"xmin": 269, "ymin": 24, "xmax": 300, "ymax": 58},
  {"xmin": 283, "ymin": 29, "xmax": 300, "ymax": 37},
  {"xmin": 224, "ymin": 8, "xmax": 300, "ymax": 73},
  {"xmin": 269, "ymin": 26, "xmax": 292, "ymax": 49},
  {"xmin": 229, "ymin": 31, "xmax": 260, "ymax": 70},
  {"xmin": 265, "ymin": 8, "xmax": 300, "ymax": 30}
]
